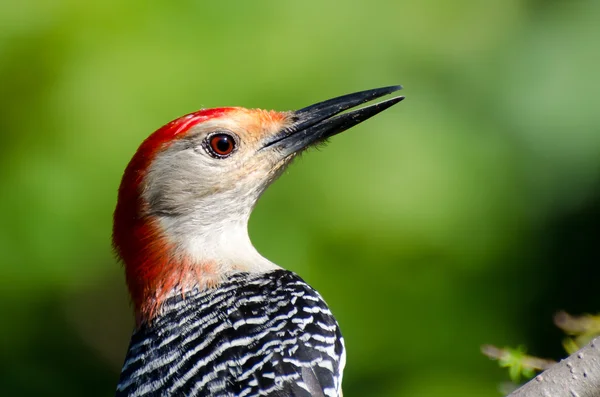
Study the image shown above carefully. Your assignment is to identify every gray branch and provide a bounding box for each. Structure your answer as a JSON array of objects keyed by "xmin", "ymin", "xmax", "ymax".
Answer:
[{"xmin": 508, "ymin": 337, "xmax": 600, "ymax": 397}]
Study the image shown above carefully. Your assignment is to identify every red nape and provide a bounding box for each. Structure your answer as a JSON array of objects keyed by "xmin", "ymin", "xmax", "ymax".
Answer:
[{"xmin": 112, "ymin": 108, "xmax": 236, "ymax": 323}]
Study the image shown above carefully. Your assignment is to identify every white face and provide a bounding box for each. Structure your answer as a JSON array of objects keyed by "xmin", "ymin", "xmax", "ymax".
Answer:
[
  {"xmin": 144, "ymin": 111, "xmax": 294, "ymax": 222},
  {"xmin": 141, "ymin": 109, "xmax": 293, "ymax": 273}
]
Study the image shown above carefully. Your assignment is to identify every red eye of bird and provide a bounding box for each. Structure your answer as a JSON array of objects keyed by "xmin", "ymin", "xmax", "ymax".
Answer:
[{"xmin": 208, "ymin": 133, "xmax": 235, "ymax": 157}]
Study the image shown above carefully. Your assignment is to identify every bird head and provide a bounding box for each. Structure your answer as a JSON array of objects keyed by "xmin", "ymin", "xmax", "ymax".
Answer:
[{"xmin": 113, "ymin": 86, "xmax": 404, "ymax": 323}]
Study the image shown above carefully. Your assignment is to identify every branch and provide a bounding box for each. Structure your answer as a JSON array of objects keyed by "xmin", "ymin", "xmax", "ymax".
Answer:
[{"xmin": 507, "ymin": 337, "xmax": 600, "ymax": 397}]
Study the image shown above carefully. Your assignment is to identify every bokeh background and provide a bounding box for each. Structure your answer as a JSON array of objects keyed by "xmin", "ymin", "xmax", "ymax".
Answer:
[{"xmin": 2, "ymin": 1, "xmax": 600, "ymax": 396}]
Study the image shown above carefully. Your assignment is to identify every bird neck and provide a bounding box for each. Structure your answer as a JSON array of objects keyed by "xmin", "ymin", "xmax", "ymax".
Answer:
[
  {"xmin": 158, "ymin": 211, "xmax": 278, "ymax": 275},
  {"xmin": 116, "ymin": 206, "xmax": 278, "ymax": 325}
]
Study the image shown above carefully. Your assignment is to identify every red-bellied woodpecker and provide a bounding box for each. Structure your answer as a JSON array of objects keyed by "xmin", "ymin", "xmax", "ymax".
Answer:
[{"xmin": 113, "ymin": 86, "xmax": 404, "ymax": 397}]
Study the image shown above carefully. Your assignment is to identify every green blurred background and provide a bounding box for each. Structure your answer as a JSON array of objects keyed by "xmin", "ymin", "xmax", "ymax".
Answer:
[{"xmin": 2, "ymin": 1, "xmax": 599, "ymax": 396}]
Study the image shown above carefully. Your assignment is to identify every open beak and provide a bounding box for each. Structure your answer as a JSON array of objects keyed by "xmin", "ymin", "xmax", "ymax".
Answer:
[{"xmin": 262, "ymin": 86, "xmax": 404, "ymax": 155}]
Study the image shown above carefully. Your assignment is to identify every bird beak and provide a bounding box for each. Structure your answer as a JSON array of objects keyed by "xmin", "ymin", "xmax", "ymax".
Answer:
[{"xmin": 262, "ymin": 86, "xmax": 404, "ymax": 155}]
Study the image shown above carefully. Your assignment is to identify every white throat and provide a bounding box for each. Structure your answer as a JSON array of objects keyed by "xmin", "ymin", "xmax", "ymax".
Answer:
[{"xmin": 157, "ymin": 212, "xmax": 278, "ymax": 274}]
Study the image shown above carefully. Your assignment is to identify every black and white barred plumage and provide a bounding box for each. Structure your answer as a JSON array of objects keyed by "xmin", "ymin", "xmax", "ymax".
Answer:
[{"xmin": 116, "ymin": 270, "xmax": 345, "ymax": 397}]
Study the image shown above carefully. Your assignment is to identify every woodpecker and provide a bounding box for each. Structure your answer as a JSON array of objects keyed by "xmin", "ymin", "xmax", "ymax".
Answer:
[{"xmin": 113, "ymin": 86, "xmax": 404, "ymax": 397}]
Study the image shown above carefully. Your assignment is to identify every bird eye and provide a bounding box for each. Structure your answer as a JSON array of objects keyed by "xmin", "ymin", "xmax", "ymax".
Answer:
[{"xmin": 205, "ymin": 133, "xmax": 236, "ymax": 158}]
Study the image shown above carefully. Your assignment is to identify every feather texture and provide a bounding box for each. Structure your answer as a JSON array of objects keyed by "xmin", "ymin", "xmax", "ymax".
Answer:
[{"xmin": 117, "ymin": 270, "xmax": 345, "ymax": 397}]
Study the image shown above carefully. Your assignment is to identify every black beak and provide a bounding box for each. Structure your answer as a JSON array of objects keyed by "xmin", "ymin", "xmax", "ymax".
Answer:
[{"xmin": 262, "ymin": 86, "xmax": 404, "ymax": 154}]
